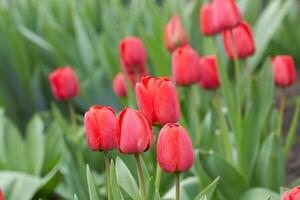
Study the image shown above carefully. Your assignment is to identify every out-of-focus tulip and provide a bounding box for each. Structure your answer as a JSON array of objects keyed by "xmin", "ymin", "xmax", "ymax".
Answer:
[
  {"xmin": 84, "ymin": 106, "xmax": 117, "ymax": 151},
  {"xmin": 272, "ymin": 55, "xmax": 296, "ymax": 88},
  {"xmin": 199, "ymin": 56, "xmax": 220, "ymax": 90},
  {"xmin": 283, "ymin": 186, "xmax": 300, "ymax": 200},
  {"xmin": 119, "ymin": 36, "xmax": 147, "ymax": 75},
  {"xmin": 164, "ymin": 15, "xmax": 189, "ymax": 52},
  {"xmin": 135, "ymin": 76, "xmax": 181, "ymax": 125},
  {"xmin": 200, "ymin": 4, "xmax": 219, "ymax": 36},
  {"xmin": 223, "ymin": 21, "xmax": 255, "ymax": 59},
  {"xmin": 172, "ymin": 45, "xmax": 201, "ymax": 86},
  {"xmin": 116, "ymin": 108, "xmax": 153, "ymax": 154},
  {"xmin": 212, "ymin": 0, "xmax": 242, "ymax": 32},
  {"xmin": 157, "ymin": 123, "xmax": 194, "ymax": 173},
  {"xmin": 0, "ymin": 189, "xmax": 3, "ymax": 200},
  {"xmin": 113, "ymin": 73, "xmax": 128, "ymax": 97},
  {"xmin": 49, "ymin": 66, "xmax": 80, "ymax": 100}
]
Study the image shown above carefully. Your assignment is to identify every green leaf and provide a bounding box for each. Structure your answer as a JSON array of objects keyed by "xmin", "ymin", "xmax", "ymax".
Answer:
[
  {"xmin": 74, "ymin": 194, "xmax": 79, "ymax": 200},
  {"xmin": 194, "ymin": 177, "xmax": 220, "ymax": 200},
  {"xmin": 239, "ymin": 188, "xmax": 280, "ymax": 200},
  {"xmin": 86, "ymin": 165, "xmax": 99, "ymax": 200},
  {"xmin": 110, "ymin": 160, "xmax": 123, "ymax": 200}
]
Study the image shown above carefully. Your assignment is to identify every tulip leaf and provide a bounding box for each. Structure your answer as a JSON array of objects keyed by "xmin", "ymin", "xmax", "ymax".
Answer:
[
  {"xmin": 86, "ymin": 165, "xmax": 100, "ymax": 200},
  {"xmin": 194, "ymin": 176, "xmax": 220, "ymax": 200},
  {"xmin": 110, "ymin": 160, "xmax": 123, "ymax": 200},
  {"xmin": 239, "ymin": 188, "xmax": 280, "ymax": 200}
]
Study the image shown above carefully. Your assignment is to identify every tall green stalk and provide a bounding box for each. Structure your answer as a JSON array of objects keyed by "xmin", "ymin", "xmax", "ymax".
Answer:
[
  {"xmin": 176, "ymin": 173, "xmax": 180, "ymax": 200},
  {"xmin": 104, "ymin": 151, "xmax": 112, "ymax": 200},
  {"xmin": 135, "ymin": 154, "xmax": 146, "ymax": 200}
]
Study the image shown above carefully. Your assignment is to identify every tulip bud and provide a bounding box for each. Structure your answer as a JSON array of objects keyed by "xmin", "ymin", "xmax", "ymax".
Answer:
[
  {"xmin": 157, "ymin": 123, "xmax": 194, "ymax": 173},
  {"xmin": 119, "ymin": 36, "xmax": 147, "ymax": 75},
  {"xmin": 212, "ymin": 0, "xmax": 242, "ymax": 32},
  {"xmin": 172, "ymin": 45, "xmax": 201, "ymax": 86},
  {"xmin": 113, "ymin": 73, "xmax": 127, "ymax": 97},
  {"xmin": 116, "ymin": 108, "xmax": 153, "ymax": 154},
  {"xmin": 200, "ymin": 4, "xmax": 219, "ymax": 36},
  {"xmin": 135, "ymin": 76, "xmax": 181, "ymax": 125},
  {"xmin": 84, "ymin": 106, "xmax": 117, "ymax": 151},
  {"xmin": 283, "ymin": 186, "xmax": 300, "ymax": 200},
  {"xmin": 164, "ymin": 15, "xmax": 189, "ymax": 52},
  {"xmin": 223, "ymin": 21, "xmax": 255, "ymax": 59},
  {"xmin": 0, "ymin": 189, "xmax": 3, "ymax": 200},
  {"xmin": 49, "ymin": 66, "xmax": 80, "ymax": 100},
  {"xmin": 272, "ymin": 55, "xmax": 296, "ymax": 88},
  {"xmin": 199, "ymin": 56, "xmax": 220, "ymax": 90}
]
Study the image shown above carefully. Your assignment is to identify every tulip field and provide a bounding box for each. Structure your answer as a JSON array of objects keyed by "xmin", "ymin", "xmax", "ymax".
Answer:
[{"xmin": 1, "ymin": 0, "xmax": 300, "ymax": 199}]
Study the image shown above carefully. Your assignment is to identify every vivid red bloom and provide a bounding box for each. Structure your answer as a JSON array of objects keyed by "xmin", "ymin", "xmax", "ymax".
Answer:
[
  {"xmin": 199, "ymin": 56, "xmax": 220, "ymax": 90},
  {"xmin": 116, "ymin": 108, "xmax": 153, "ymax": 154},
  {"xmin": 272, "ymin": 55, "xmax": 296, "ymax": 88},
  {"xmin": 119, "ymin": 36, "xmax": 147, "ymax": 75},
  {"xmin": 172, "ymin": 45, "xmax": 201, "ymax": 86},
  {"xmin": 283, "ymin": 186, "xmax": 300, "ymax": 200},
  {"xmin": 49, "ymin": 66, "xmax": 80, "ymax": 100},
  {"xmin": 135, "ymin": 76, "xmax": 181, "ymax": 125},
  {"xmin": 200, "ymin": 4, "xmax": 219, "ymax": 36},
  {"xmin": 223, "ymin": 21, "xmax": 255, "ymax": 59},
  {"xmin": 164, "ymin": 15, "xmax": 189, "ymax": 52},
  {"xmin": 212, "ymin": 0, "xmax": 242, "ymax": 33},
  {"xmin": 157, "ymin": 123, "xmax": 194, "ymax": 173},
  {"xmin": 84, "ymin": 106, "xmax": 117, "ymax": 151},
  {"xmin": 113, "ymin": 73, "xmax": 128, "ymax": 97},
  {"xmin": 0, "ymin": 189, "xmax": 3, "ymax": 200}
]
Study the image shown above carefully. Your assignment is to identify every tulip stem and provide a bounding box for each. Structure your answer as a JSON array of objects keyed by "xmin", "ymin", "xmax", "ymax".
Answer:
[
  {"xmin": 176, "ymin": 173, "xmax": 180, "ymax": 200},
  {"xmin": 155, "ymin": 164, "xmax": 161, "ymax": 191},
  {"xmin": 104, "ymin": 151, "xmax": 112, "ymax": 200},
  {"xmin": 68, "ymin": 102, "xmax": 76, "ymax": 128},
  {"xmin": 279, "ymin": 89, "xmax": 286, "ymax": 137},
  {"xmin": 135, "ymin": 154, "xmax": 146, "ymax": 200}
]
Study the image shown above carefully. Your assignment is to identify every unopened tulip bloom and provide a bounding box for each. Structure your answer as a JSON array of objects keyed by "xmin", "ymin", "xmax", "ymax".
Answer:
[
  {"xmin": 172, "ymin": 45, "xmax": 201, "ymax": 86},
  {"xmin": 84, "ymin": 106, "xmax": 117, "ymax": 151},
  {"xmin": 135, "ymin": 76, "xmax": 181, "ymax": 125},
  {"xmin": 283, "ymin": 186, "xmax": 300, "ymax": 200},
  {"xmin": 223, "ymin": 21, "xmax": 255, "ymax": 59},
  {"xmin": 0, "ymin": 189, "xmax": 3, "ymax": 200},
  {"xmin": 116, "ymin": 108, "xmax": 153, "ymax": 154},
  {"xmin": 49, "ymin": 66, "xmax": 80, "ymax": 100},
  {"xmin": 212, "ymin": 0, "xmax": 242, "ymax": 32},
  {"xmin": 113, "ymin": 73, "xmax": 128, "ymax": 97},
  {"xmin": 157, "ymin": 123, "xmax": 194, "ymax": 173},
  {"xmin": 119, "ymin": 36, "xmax": 147, "ymax": 75},
  {"xmin": 200, "ymin": 4, "xmax": 219, "ymax": 36},
  {"xmin": 272, "ymin": 55, "xmax": 296, "ymax": 87},
  {"xmin": 199, "ymin": 56, "xmax": 220, "ymax": 90},
  {"xmin": 164, "ymin": 15, "xmax": 188, "ymax": 52}
]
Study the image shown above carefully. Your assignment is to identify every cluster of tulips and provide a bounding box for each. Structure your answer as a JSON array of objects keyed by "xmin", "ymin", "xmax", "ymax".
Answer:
[{"xmin": 38, "ymin": 0, "xmax": 300, "ymax": 200}]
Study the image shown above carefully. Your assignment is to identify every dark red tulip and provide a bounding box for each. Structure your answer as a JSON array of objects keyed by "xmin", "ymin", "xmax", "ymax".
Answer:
[
  {"xmin": 119, "ymin": 36, "xmax": 147, "ymax": 75},
  {"xmin": 283, "ymin": 186, "xmax": 300, "ymax": 200},
  {"xmin": 49, "ymin": 66, "xmax": 80, "ymax": 100},
  {"xmin": 135, "ymin": 76, "xmax": 181, "ymax": 125},
  {"xmin": 212, "ymin": 0, "xmax": 242, "ymax": 33},
  {"xmin": 200, "ymin": 4, "xmax": 219, "ymax": 36},
  {"xmin": 157, "ymin": 123, "xmax": 194, "ymax": 173},
  {"xmin": 164, "ymin": 15, "xmax": 189, "ymax": 52},
  {"xmin": 199, "ymin": 56, "xmax": 220, "ymax": 90},
  {"xmin": 272, "ymin": 55, "xmax": 296, "ymax": 88},
  {"xmin": 223, "ymin": 21, "xmax": 255, "ymax": 59},
  {"xmin": 172, "ymin": 45, "xmax": 201, "ymax": 86},
  {"xmin": 84, "ymin": 106, "xmax": 117, "ymax": 151},
  {"xmin": 116, "ymin": 108, "xmax": 153, "ymax": 154}
]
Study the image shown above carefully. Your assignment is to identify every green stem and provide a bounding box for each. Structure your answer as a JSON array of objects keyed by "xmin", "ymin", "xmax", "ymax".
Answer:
[
  {"xmin": 279, "ymin": 89, "xmax": 286, "ymax": 137},
  {"xmin": 104, "ymin": 152, "xmax": 112, "ymax": 200},
  {"xmin": 135, "ymin": 154, "xmax": 146, "ymax": 200},
  {"xmin": 176, "ymin": 173, "xmax": 180, "ymax": 200},
  {"xmin": 68, "ymin": 101, "xmax": 76, "ymax": 128},
  {"xmin": 155, "ymin": 164, "xmax": 161, "ymax": 191}
]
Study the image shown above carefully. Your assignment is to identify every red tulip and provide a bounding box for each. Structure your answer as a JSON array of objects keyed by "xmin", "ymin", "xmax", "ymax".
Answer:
[
  {"xmin": 200, "ymin": 4, "xmax": 219, "ymax": 36},
  {"xmin": 0, "ymin": 189, "xmax": 3, "ymax": 200},
  {"xmin": 212, "ymin": 0, "xmax": 242, "ymax": 32},
  {"xmin": 113, "ymin": 73, "xmax": 128, "ymax": 97},
  {"xmin": 49, "ymin": 66, "xmax": 80, "ymax": 100},
  {"xmin": 84, "ymin": 106, "xmax": 117, "ymax": 151},
  {"xmin": 116, "ymin": 108, "xmax": 153, "ymax": 154},
  {"xmin": 172, "ymin": 45, "xmax": 201, "ymax": 86},
  {"xmin": 135, "ymin": 76, "xmax": 181, "ymax": 125},
  {"xmin": 272, "ymin": 55, "xmax": 296, "ymax": 88},
  {"xmin": 199, "ymin": 56, "xmax": 220, "ymax": 90},
  {"xmin": 119, "ymin": 36, "xmax": 147, "ymax": 75},
  {"xmin": 157, "ymin": 123, "xmax": 194, "ymax": 173},
  {"xmin": 283, "ymin": 186, "xmax": 300, "ymax": 200},
  {"xmin": 223, "ymin": 21, "xmax": 255, "ymax": 59},
  {"xmin": 164, "ymin": 15, "xmax": 189, "ymax": 52}
]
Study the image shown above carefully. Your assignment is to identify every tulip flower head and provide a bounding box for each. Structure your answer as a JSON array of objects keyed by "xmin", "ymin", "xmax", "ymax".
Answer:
[
  {"xmin": 49, "ymin": 66, "xmax": 80, "ymax": 101},
  {"xmin": 135, "ymin": 76, "xmax": 181, "ymax": 125},
  {"xmin": 223, "ymin": 21, "xmax": 255, "ymax": 59},
  {"xmin": 200, "ymin": 4, "xmax": 219, "ymax": 36},
  {"xmin": 157, "ymin": 123, "xmax": 194, "ymax": 173},
  {"xmin": 283, "ymin": 186, "xmax": 300, "ymax": 200},
  {"xmin": 116, "ymin": 108, "xmax": 153, "ymax": 154},
  {"xmin": 199, "ymin": 56, "xmax": 220, "ymax": 90},
  {"xmin": 272, "ymin": 55, "xmax": 296, "ymax": 88},
  {"xmin": 164, "ymin": 15, "xmax": 189, "ymax": 52},
  {"xmin": 84, "ymin": 106, "xmax": 117, "ymax": 151},
  {"xmin": 113, "ymin": 73, "xmax": 128, "ymax": 97},
  {"xmin": 0, "ymin": 189, "xmax": 3, "ymax": 200},
  {"xmin": 172, "ymin": 45, "xmax": 202, "ymax": 86}
]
